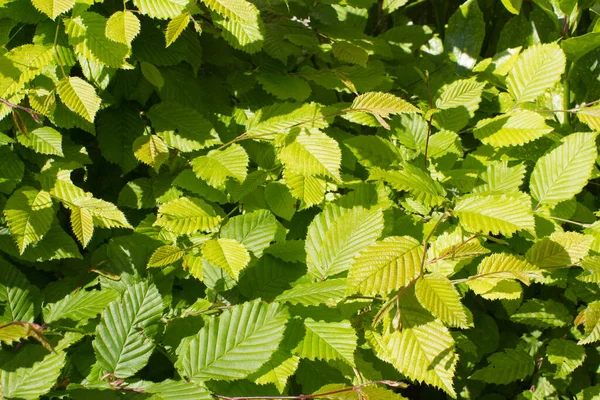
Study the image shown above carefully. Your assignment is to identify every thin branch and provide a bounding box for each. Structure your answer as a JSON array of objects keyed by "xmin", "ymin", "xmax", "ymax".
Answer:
[
  {"xmin": 213, "ymin": 380, "xmax": 406, "ymax": 400},
  {"xmin": 547, "ymin": 215, "xmax": 593, "ymax": 228}
]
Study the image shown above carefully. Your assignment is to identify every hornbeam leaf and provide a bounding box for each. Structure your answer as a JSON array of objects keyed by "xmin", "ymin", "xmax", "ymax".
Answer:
[
  {"xmin": 93, "ymin": 282, "xmax": 164, "ymax": 378},
  {"xmin": 147, "ymin": 245, "xmax": 185, "ymax": 267},
  {"xmin": 69, "ymin": 206, "xmax": 93, "ymax": 248},
  {"xmin": 17, "ymin": 126, "xmax": 63, "ymax": 156},
  {"xmin": 191, "ymin": 144, "xmax": 249, "ymax": 189},
  {"xmin": 105, "ymin": 11, "xmax": 141, "ymax": 45},
  {"xmin": 471, "ymin": 348, "xmax": 534, "ymax": 384},
  {"xmin": 276, "ymin": 279, "xmax": 347, "ymax": 306},
  {"xmin": 347, "ymin": 92, "xmax": 419, "ymax": 127},
  {"xmin": 250, "ymin": 350, "xmax": 300, "ymax": 392},
  {"xmin": 444, "ymin": 0, "xmax": 485, "ymax": 71},
  {"xmin": 547, "ymin": 339, "xmax": 586, "ymax": 379},
  {"xmin": 215, "ymin": 15, "xmax": 265, "ymax": 54},
  {"xmin": 577, "ymin": 105, "xmax": 600, "ymax": 130},
  {"xmin": 369, "ymin": 165, "xmax": 446, "ymax": 207},
  {"xmin": 283, "ymin": 170, "xmax": 326, "ymax": 209},
  {"xmin": 165, "ymin": 13, "xmax": 190, "ymax": 47},
  {"xmin": 57, "ymin": 77, "xmax": 101, "ymax": 122},
  {"xmin": 346, "ymin": 236, "xmax": 422, "ymax": 297},
  {"xmin": 433, "ymin": 78, "xmax": 484, "ymax": 132},
  {"xmin": 43, "ymin": 289, "xmax": 119, "ymax": 324},
  {"xmin": 530, "ymin": 131, "xmax": 598, "ymax": 207},
  {"xmin": 306, "ymin": 205, "xmax": 384, "ymax": 280},
  {"xmin": 4, "ymin": 187, "xmax": 54, "ymax": 254},
  {"xmin": 526, "ymin": 231, "xmax": 593, "ymax": 268},
  {"xmin": 31, "ymin": 0, "xmax": 75, "ymax": 19},
  {"xmin": 220, "ymin": 210, "xmax": 278, "ymax": 257},
  {"xmin": 575, "ymin": 301, "xmax": 600, "ymax": 345},
  {"xmin": 507, "ymin": 43, "xmax": 566, "ymax": 104},
  {"xmin": 510, "ymin": 298, "xmax": 570, "ymax": 328},
  {"xmin": 155, "ymin": 196, "xmax": 223, "ymax": 235},
  {"xmin": 473, "ymin": 110, "xmax": 552, "ymax": 147},
  {"xmin": 201, "ymin": 0, "xmax": 260, "ymax": 22},
  {"xmin": 0, "ymin": 259, "xmax": 37, "ymax": 323},
  {"xmin": 176, "ymin": 300, "xmax": 289, "ymax": 382},
  {"xmin": 368, "ymin": 290, "xmax": 457, "ymax": 397},
  {"xmin": 454, "ymin": 192, "xmax": 534, "ymax": 235},
  {"xmin": 133, "ymin": 0, "xmax": 188, "ymax": 19},
  {"xmin": 133, "ymin": 134, "xmax": 170, "ymax": 171},
  {"xmin": 245, "ymin": 102, "xmax": 329, "ymax": 139},
  {"xmin": 201, "ymin": 238, "xmax": 250, "ymax": 280},
  {"xmin": 294, "ymin": 319, "xmax": 358, "ymax": 366},
  {"xmin": 278, "ymin": 130, "xmax": 342, "ymax": 181},
  {"xmin": 415, "ymin": 274, "xmax": 471, "ymax": 328}
]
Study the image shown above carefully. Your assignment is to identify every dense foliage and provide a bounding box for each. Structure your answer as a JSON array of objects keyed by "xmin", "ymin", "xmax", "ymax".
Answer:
[{"xmin": 3, "ymin": 0, "xmax": 600, "ymax": 398}]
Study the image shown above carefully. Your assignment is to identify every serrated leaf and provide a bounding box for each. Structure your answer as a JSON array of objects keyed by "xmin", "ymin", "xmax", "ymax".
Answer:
[
  {"xmin": 294, "ymin": 319, "xmax": 357, "ymax": 366},
  {"xmin": 332, "ymin": 41, "xmax": 368, "ymax": 66},
  {"xmin": 251, "ymin": 350, "xmax": 300, "ymax": 392},
  {"xmin": 155, "ymin": 196, "xmax": 222, "ymax": 235},
  {"xmin": 283, "ymin": 170, "xmax": 326, "ymax": 209},
  {"xmin": 165, "ymin": 13, "xmax": 189, "ymax": 47},
  {"xmin": 245, "ymin": 102, "xmax": 328, "ymax": 139},
  {"xmin": 105, "ymin": 11, "xmax": 140, "ymax": 45},
  {"xmin": 473, "ymin": 110, "xmax": 552, "ymax": 147},
  {"xmin": 147, "ymin": 245, "xmax": 185, "ymax": 267},
  {"xmin": 577, "ymin": 105, "xmax": 600, "ymax": 130},
  {"xmin": 57, "ymin": 77, "xmax": 101, "ymax": 122},
  {"xmin": 510, "ymin": 298, "xmax": 570, "ymax": 328},
  {"xmin": 575, "ymin": 301, "xmax": 600, "ymax": 345},
  {"xmin": 143, "ymin": 380, "xmax": 213, "ymax": 399},
  {"xmin": 472, "ymin": 160, "xmax": 526, "ymax": 194},
  {"xmin": 433, "ymin": 78, "xmax": 484, "ymax": 132},
  {"xmin": 264, "ymin": 182, "xmax": 296, "ymax": 221},
  {"xmin": 415, "ymin": 274, "xmax": 471, "ymax": 328},
  {"xmin": 69, "ymin": 206, "xmax": 93, "ymax": 248},
  {"xmin": 30, "ymin": 0, "xmax": 74, "ymax": 19},
  {"xmin": 276, "ymin": 279, "xmax": 346, "ymax": 306},
  {"xmin": 279, "ymin": 130, "xmax": 342, "ymax": 181},
  {"xmin": 454, "ymin": 192, "xmax": 534, "ymax": 235},
  {"xmin": 306, "ymin": 205, "xmax": 384, "ymax": 280},
  {"xmin": 526, "ymin": 231, "xmax": 592, "ymax": 268},
  {"xmin": 343, "ymin": 136, "xmax": 402, "ymax": 169},
  {"xmin": 133, "ymin": 134, "xmax": 170, "ymax": 170},
  {"xmin": 369, "ymin": 290, "xmax": 457, "ymax": 397},
  {"xmin": 93, "ymin": 282, "xmax": 164, "ymax": 378},
  {"xmin": 4, "ymin": 187, "xmax": 54, "ymax": 254},
  {"xmin": 369, "ymin": 165, "xmax": 446, "ymax": 207},
  {"xmin": 220, "ymin": 210, "xmax": 278, "ymax": 257},
  {"xmin": 133, "ymin": 0, "xmax": 188, "ymax": 19},
  {"xmin": 0, "ymin": 259, "xmax": 37, "ymax": 323},
  {"xmin": 530, "ymin": 131, "xmax": 598, "ymax": 207},
  {"xmin": 507, "ymin": 43, "xmax": 566, "ymax": 104},
  {"xmin": 201, "ymin": 238, "xmax": 250, "ymax": 280},
  {"xmin": 191, "ymin": 144, "xmax": 248, "ymax": 189},
  {"xmin": 17, "ymin": 126, "xmax": 63, "ymax": 156},
  {"xmin": 43, "ymin": 289, "xmax": 119, "ymax": 324},
  {"xmin": 471, "ymin": 348, "xmax": 534, "ymax": 384},
  {"xmin": 347, "ymin": 92, "xmax": 419, "ymax": 128},
  {"xmin": 215, "ymin": 15, "xmax": 265, "ymax": 54},
  {"xmin": 256, "ymin": 73, "xmax": 311, "ymax": 102},
  {"xmin": 176, "ymin": 300, "xmax": 288, "ymax": 381},
  {"xmin": 444, "ymin": 0, "xmax": 485, "ymax": 71},
  {"xmin": 547, "ymin": 339, "xmax": 586, "ymax": 379},
  {"xmin": 201, "ymin": 0, "xmax": 259, "ymax": 21},
  {"xmin": 346, "ymin": 236, "xmax": 422, "ymax": 297},
  {"xmin": 141, "ymin": 61, "xmax": 164, "ymax": 88}
]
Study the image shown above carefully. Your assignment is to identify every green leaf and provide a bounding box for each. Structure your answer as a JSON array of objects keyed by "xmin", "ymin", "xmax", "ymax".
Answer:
[
  {"xmin": 530, "ymin": 131, "xmax": 598, "ymax": 207},
  {"xmin": 105, "ymin": 11, "xmax": 141, "ymax": 46},
  {"xmin": 147, "ymin": 245, "xmax": 185, "ymax": 267},
  {"xmin": 368, "ymin": 290, "xmax": 457, "ymax": 397},
  {"xmin": 471, "ymin": 348, "xmax": 534, "ymax": 384},
  {"xmin": 155, "ymin": 196, "xmax": 223, "ymax": 235},
  {"xmin": 191, "ymin": 144, "xmax": 249, "ymax": 189},
  {"xmin": 93, "ymin": 281, "xmax": 164, "ymax": 378},
  {"xmin": 332, "ymin": 41, "xmax": 368, "ymax": 67},
  {"xmin": 343, "ymin": 136, "xmax": 402, "ymax": 169},
  {"xmin": 346, "ymin": 236, "xmax": 422, "ymax": 297},
  {"xmin": 69, "ymin": 206, "xmax": 93, "ymax": 248},
  {"xmin": 306, "ymin": 205, "xmax": 384, "ymax": 280},
  {"xmin": 201, "ymin": 238, "xmax": 250, "ymax": 280},
  {"xmin": 143, "ymin": 380, "xmax": 213, "ymax": 399},
  {"xmin": 245, "ymin": 103, "xmax": 328, "ymax": 139},
  {"xmin": 472, "ymin": 160, "xmax": 526, "ymax": 194},
  {"xmin": 444, "ymin": 0, "xmax": 485, "ymax": 70},
  {"xmin": 0, "ymin": 147, "xmax": 24, "ymax": 194},
  {"xmin": 133, "ymin": 134, "xmax": 170, "ymax": 171},
  {"xmin": 30, "ymin": 0, "xmax": 74, "ymax": 19},
  {"xmin": 4, "ymin": 187, "xmax": 54, "ymax": 254},
  {"xmin": 0, "ymin": 333, "xmax": 81, "ymax": 400},
  {"xmin": 283, "ymin": 170, "xmax": 326, "ymax": 209},
  {"xmin": 250, "ymin": 350, "xmax": 300, "ymax": 393},
  {"xmin": 510, "ymin": 299, "xmax": 571, "ymax": 328},
  {"xmin": 96, "ymin": 106, "xmax": 144, "ymax": 173},
  {"xmin": 165, "ymin": 13, "xmax": 189, "ymax": 47},
  {"xmin": 43, "ymin": 289, "xmax": 119, "ymax": 324},
  {"xmin": 561, "ymin": 32, "xmax": 600, "ymax": 62},
  {"xmin": 214, "ymin": 15, "xmax": 265, "ymax": 54},
  {"xmin": 133, "ymin": 0, "xmax": 188, "ymax": 19},
  {"xmin": 148, "ymin": 102, "xmax": 218, "ymax": 152},
  {"xmin": 65, "ymin": 13, "xmax": 131, "ymax": 68},
  {"xmin": 264, "ymin": 182, "xmax": 296, "ymax": 221},
  {"xmin": 415, "ymin": 274, "xmax": 471, "ymax": 328},
  {"xmin": 454, "ymin": 192, "xmax": 534, "ymax": 235},
  {"xmin": 278, "ymin": 130, "xmax": 342, "ymax": 181},
  {"xmin": 256, "ymin": 73, "xmax": 311, "ymax": 102},
  {"xmin": 57, "ymin": 76, "xmax": 101, "ymax": 122},
  {"xmin": 547, "ymin": 339, "xmax": 586, "ymax": 379},
  {"xmin": 176, "ymin": 300, "xmax": 289, "ymax": 381},
  {"xmin": 369, "ymin": 165, "xmax": 447, "ymax": 207},
  {"xmin": 220, "ymin": 210, "xmax": 278, "ymax": 257},
  {"xmin": 575, "ymin": 302, "xmax": 600, "ymax": 345},
  {"xmin": 201, "ymin": 0, "xmax": 259, "ymax": 21},
  {"xmin": 294, "ymin": 319, "xmax": 357, "ymax": 366},
  {"xmin": 347, "ymin": 92, "xmax": 419, "ymax": 128},
  {"xmin": 473, "ymin": 110, "xmax": 552, "ymax": 147},
  {"xmin": 0, "ymin": 259, "xmax": 37, "ymax": 323},
  {"xmin": 433, "ymin": 78, "xmax": 485, "ymax": 132},
  {"xmin": 17, "ymin": 126, "xmax": 63, "ymax": 156},
  {"xmin": 507, "ymin": 43, "xmax": 566, "ymax": 104},
  {"xmin": 141, "ymin": 61, "xmax": 165, "ymax": 88},
  {"xmin": 276, "ymin": 279, "xmax": 347, "ymax": 306},
  {"xmin": 500, "ymin": 0, "xmax": 521, "ymax": 14},
  {"xmin": 526, "ymin": 231, "xmax": 592, "ymax": 268},
  {"xmin": 578, "ymin": 105, "xmax": 600, "ymax": 130}
]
